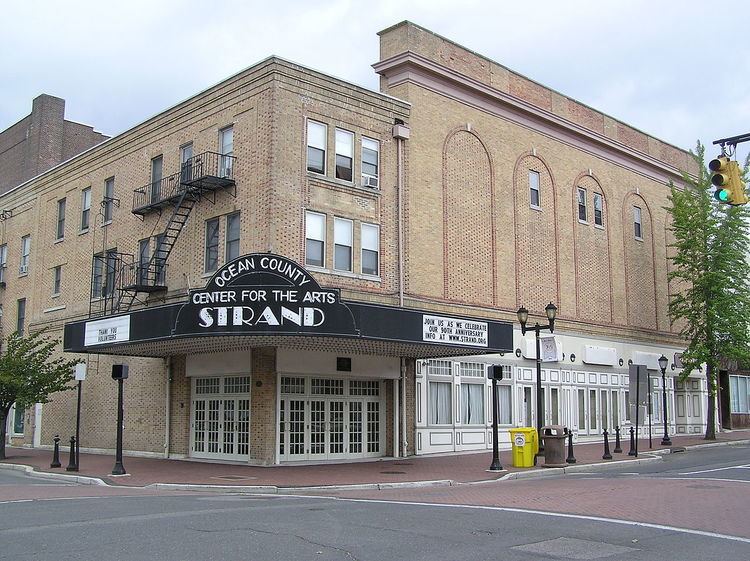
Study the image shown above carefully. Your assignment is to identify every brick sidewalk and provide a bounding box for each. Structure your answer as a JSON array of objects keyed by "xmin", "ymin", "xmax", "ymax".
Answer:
[{"xmin": 2, "ymin": 431, "xmax": 748, "ymax": 489}]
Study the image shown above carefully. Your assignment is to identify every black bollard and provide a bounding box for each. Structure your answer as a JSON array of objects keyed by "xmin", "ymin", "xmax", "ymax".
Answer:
[
  {"xmin": 566, "ymin": 430, "xmax": 576, "ymax": 464},
  {"xmin": 614, "ymin": 426, "xmax": 623, "ymax": 454},
  {"xmin": 66, "ymin": 436, "xmax": 78, "ymax": 472},
  {"xmin": 50, "ymin": 435, "xmax": 61, "ymax": 468},
  {"xmin": 602, "ymin": 429, "xmax": 613, "ymax": 460},
  {"xmin": 628, "ymin": 426, "xmax": 636, "ymax": 456}
]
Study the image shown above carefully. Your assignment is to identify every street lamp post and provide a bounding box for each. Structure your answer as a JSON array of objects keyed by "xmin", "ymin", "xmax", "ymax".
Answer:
[
  {"xmin": 517, "ymin": 302, "xmax": 557, "ymax": 457},
  {"xmin": 658, "ymin": 354, "xmax": 672, "ymax": 446}
]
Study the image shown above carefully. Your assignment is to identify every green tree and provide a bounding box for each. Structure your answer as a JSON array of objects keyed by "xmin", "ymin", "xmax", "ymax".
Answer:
[
  {"xmin": 668, "ymin": 143, "xmax": 750, "ymax": 439},
  {"xmin": 0, "ymin": 330, "xmax": 80, "ymax": 460}
]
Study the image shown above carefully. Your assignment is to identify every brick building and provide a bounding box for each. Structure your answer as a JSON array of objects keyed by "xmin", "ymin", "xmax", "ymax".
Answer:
[
  {"xmin": 0, "ymin": 94, "xmax": 108, "ymax": 195},
  {"xmin": 3, "ymin": 22, "xmax": 706, "ymax": 464}
]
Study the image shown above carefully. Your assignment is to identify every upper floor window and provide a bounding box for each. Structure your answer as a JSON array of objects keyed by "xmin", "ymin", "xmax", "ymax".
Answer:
[
  {"xmin": 154, "ymin": 233, "xmax": 166, "ymax": 285},
  {"xmin": 180, "ymin": 143, "xmax": 194, "ymax": 183},
  {"xmin": 219, "ymin": 126, "xmax": 234, "ymax": 176},
  {"xmin": 0, "ymin": 244, "xmax": 7, "ymax": 284},
  {"xmin": 16, "ymin": 298, "xmax": 26, "ymax": 335},
  {"xmin": 361, "ymin": 223, "xmax": 379, "ymax": 276},
  {"xmin": 138, "ymin": 238, "xmax": 150, "ymax": 285},
  {"xmin": 80, "ymin": 188, "xmax": 91, "ymax": 231},
  {"xmin": 306, "ymin": 120, "xmax": 327, "ymax": 175},
  {"xmin": 334, "ymin": 217, "xmax": 353, "ymax": 272},
  {"xmin": 594, "ymin": 193, "xmax": 603, "ymax": 226},
  {"xmin": 19, "ymin": 235, "xmax": 30, "ymax": 275},
  {"xmin": 92, "ymin": 249, "xmax": 117, "ymax": 298},
  {"xmin": 529, "ymin": 170, "xmax": 541, "ymax": 208},
  {"xmin": 56, "ymin": 198, "xmax": 66, "ymax": 240},
  {"xmin": 103, "ymin": 177, "xmax": 115, "ymax": 223},
  {"xmin": 633, "ymin": 206, "xmax": 643, "ymax": 239},
  {"xmin": 52, "ymin": 265, "xmax": 62, "ymax": 296},
  {"xmin": 361, "ymin": 137, "xmax": 379, "ymax": 188},
  {"xmin": 305, "ymin": 211, "xmax": 326, "ymax": 268},
  {"xmin": 577, "ymin": 188, "xmax": 587, "ymax": 222},
  {"xmin": 150, "ymin": 156, "xmax": 163, "ymax": 204},
  {"xmin": 335, "ymin": 129, "xmax": 354, "ymax": 182},
  {"xmin": 225, "ymin": 212, "xmax": 240, "ymax": 262},
  {"xmin": 204, "ymin": 218, "xmax": 220, "ymax": 273}
]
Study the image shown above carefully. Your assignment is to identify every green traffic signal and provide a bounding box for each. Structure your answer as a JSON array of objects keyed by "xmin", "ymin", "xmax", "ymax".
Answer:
[{"xmin": 714, "ymin": 187, "xmax": 730, "ymax": 202}]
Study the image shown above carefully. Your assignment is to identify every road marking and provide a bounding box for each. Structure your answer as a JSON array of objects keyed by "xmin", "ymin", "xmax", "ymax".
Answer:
[
  {"xmin": 329, "ymin": 497, "xmax": 750, "ymax": 544},
  {"xmin": 0, "ymin": 499, "xmax": 33, "ymax": 505},
  {"xmin": 679, "ymin": 463, "xmax": 750, "ymax": 475}
]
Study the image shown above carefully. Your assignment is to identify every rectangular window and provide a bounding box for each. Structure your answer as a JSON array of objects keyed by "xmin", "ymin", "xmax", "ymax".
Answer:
[
  {"xmin": 103, "ymin": 177, "xmax": 115, "ymax": 223},
  {"xmin": 13, "ymin": 405, "xmax": 24, "ymax": 434},
  {"xmin": 529, "ymin": 170, "xmax": 541, "ymax": 207},
  {"xmin": 593, "ymin": 193, "xmax": 603, "ymax": 226},
  {"xmin": 634, "ymin": 206, "xmax": 642, "ymax": 239},
  {"xmin": 334, "ymin": 218, "xmax": 352, "ymax": 272},
  {"xmin": 730, "ymin": 375, "xmax": 750, "ymax": 414},
  {"xmin": 335, "ymin": 129, "xmax": 354, "ymax": 181},
  {"xmin": 225, "ymin": 212, "xmax": 240, "ymax": 262},
  {"xmin": 92, "ymin": 253, "xmax": 104, "ymax": 298},
  {"xmin": 105, "ymin": 249, "xmax": 117, "ymax": 297},
  {"xmin": 204, "ymin": 218, "xmax": 220, "ymax": 273},
  {"xmin": 81, "ymin": 187, "xmax": 91, "ymax": 231},
  {"xmin": 625, "ymin": 390, "xmax": 631, "ymax": 421},
  {"xmin": 180, "ymin": 143, "xmax": 194, "ymax": 183},
  {"xmin": 361, "ymin": 223, "xmax": 379, "ymax": 276},
  {"xmin": 19, "ymin": 235, "xmax": 30, "ymax": 275},
  {"xmin": 361, "ymin": 137, "xmax": 379, "ymax": 187},
  {"xmin": 497, "ymin": 385, "xmax": 512, "ymax": 425},
  {"xmin": 305, "ymin": 211, "xmax": 325, "ymax": 267},
  {"xmin": 52, "ymin": 265, "xmax": 62, "ymax": 295},
  {"xmin": 150, "ymin": 155, "xmax": 163, "ymax": 204},
  {"xmin": 0, "ymin": 244, "xmax": 7, "ymax": 284},
  {"xmin": 461, "ymin": 383, "xmax": 485, "ymax": 425},
  {"xmin": 56, "ymin": 198, "xmax": 66, "ymax": 240},
  {"xmin": 154, "ymin": 233, "xmax": 166, "ymax": 285},
  {"xmin": 577, "ymin": 187, "xmax": 587, "ymax": 222},
  {"xmin": 219, "ymin": 126, "xmax": 234, "ymax": 176},
  {"xmin": 16, "ymin": 298, "xmax": 26, "ymax": 335},
  {"xmin": 429, "ymin": 381, "xmax": 452, "ymax": 424},
  {"xmin": 306, "ymin": 120, "xmax": 327, "ymax": 175},
  {"xmin": 138, "ymin": 238, "xmax": 150, "ymax": 285}
]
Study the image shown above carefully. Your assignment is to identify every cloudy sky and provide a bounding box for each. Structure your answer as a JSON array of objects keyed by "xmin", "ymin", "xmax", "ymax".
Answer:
[{"xmin": 2, "ymin": 0, "xmax": 749, "ymax": 164}]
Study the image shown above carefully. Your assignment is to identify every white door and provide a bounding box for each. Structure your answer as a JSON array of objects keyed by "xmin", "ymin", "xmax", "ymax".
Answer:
[{"xmin": 191, "ymin": 376, "xmax": 251, "ymax": 461}]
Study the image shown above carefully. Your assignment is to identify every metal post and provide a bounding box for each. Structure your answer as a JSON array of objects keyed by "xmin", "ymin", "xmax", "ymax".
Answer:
[
  {"xmin": 566, "ymin": 430, "xmax": 576, "ymax": 464},
  {"xmin": 50, "ymin": 435, "xmax": 61, "ymax": 468},
  {"xmin": 661, "ymin": 367, "xmax": 672, "ymax": 446},
  {"xmin": 647, "ymin": 374, "xmax": 653, "ymax": 449},
  {"xmin": 112, "ymin": 377, "xmax": 126, "ymax": 475},
  {"xmin": 613, "ymin": 426, "xmax": 622, "ymax": 453},
  {"xmin": 65, "ymin": 436, "xmax": 77, "ymax": 471},
  {"xmin": 489, "ymin": 378, "xmax": 502, "ymax": 471},
  {"xmin": 634, "ymin": 368, "xmax": 640, "ymax": 458},
  {"xmin": 628, "ymin": 426, "xmax": 636, "ymax": 456},
  {"xmin": 75, "ymin": 380, "xmax": 82, "ymax": 470},
  {"xmin": 602, "ymin": 429, "xmax": 612, "ymax": 460},
  {"xmin": 535, "ymin": 324, "xmax": 544, "ymax": 456}
]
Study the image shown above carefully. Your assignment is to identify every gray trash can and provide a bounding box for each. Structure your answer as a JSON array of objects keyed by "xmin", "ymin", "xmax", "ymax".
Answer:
[{"xmin": 542, "ymin": 425, "xmax": 567, "ymax": 468}]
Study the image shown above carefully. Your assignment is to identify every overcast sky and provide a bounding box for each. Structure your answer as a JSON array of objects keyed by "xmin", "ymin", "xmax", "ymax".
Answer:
[{"xmin": 2, "ymin": 0, "xmax": 749, "ymax": 165}]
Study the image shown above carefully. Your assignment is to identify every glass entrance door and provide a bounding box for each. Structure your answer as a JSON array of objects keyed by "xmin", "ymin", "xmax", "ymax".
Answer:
[{"xmin": 191, "ymin": 376, "xmax": 251, "ymax": 461}]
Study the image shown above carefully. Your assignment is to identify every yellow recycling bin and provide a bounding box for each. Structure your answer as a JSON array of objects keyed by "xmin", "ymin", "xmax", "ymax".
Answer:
[{"xmin": 509, "ymin": 427, "xmax": 538, "ymax": 468}]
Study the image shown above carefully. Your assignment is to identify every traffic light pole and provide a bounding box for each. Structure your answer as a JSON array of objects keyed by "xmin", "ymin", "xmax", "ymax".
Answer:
[{"xmin": 713, "ymin": 132, "xmax": 750, "ymax": 150}]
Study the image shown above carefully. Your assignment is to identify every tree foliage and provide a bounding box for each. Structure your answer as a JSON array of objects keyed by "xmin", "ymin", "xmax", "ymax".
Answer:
[
  {"xmin": 667, "ymin": 143, "xmax": 750, "ymax": 439},
  {"xmin": 0, "ymin": 330, "xmax": 81, "ymax": 459}
]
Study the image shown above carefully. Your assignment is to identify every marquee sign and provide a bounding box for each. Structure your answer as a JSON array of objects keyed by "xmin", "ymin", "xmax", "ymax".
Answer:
[{"xmin": 173, "ymin": 253, "xmax": 358, "ymax": 337}]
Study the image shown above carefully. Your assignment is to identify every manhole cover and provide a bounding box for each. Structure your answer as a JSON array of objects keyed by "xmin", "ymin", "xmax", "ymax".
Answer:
[
  {"xmin": 210, "ymin": 475, "xmax": 258, "ymax": 481},
  {"xmin": 380, "ymin": 470, "xmax": 406, "ymax": 475},
  {"xmin": 512, "ymin": 537, "xmax": 637, "ymax": 560}
]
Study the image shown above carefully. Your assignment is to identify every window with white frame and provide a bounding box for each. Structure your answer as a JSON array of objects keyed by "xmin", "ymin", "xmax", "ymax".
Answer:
[
  {"xmin": 529, "ymin": 170, "xmax": 541, "ymax": 207},
  {"xmin": 334, "ymin": 217, "xmax": 352, "ymax": 272},
  {"xmin": 361, "ymin": 137, "xmax": 379, "ymax": 188},
  {"xmin": 92, "ymin": 249, "xmax": 118, "ymax": 298},
  {"xmin": 80, "ymin": 187, "xmax": 91, "ymax": 231},
  {"xmin": 335, "ymin": 129, "xmax": 354, "ymax": 181},
  {"xmin": 361, "ymin": 223, "xmax": 379, "ymax": 276},
  {"xmin": 103, "ymin": 177, "xmax": 115, "ymax": 223},
  {"xmin": 305, "ymin": 211, "xmax": 325, "ymax": 267},
  {"xmin": 204, "ymin": 218, "xmax": 219, "ymax": 273},
  {"xmin": 155, "ymin": 233, "xmax": 166, "ymax": 285},
  {"xmin": 150, "ymin": 155, "xmax": 163, "ymax": 204},
  {"xmin": 219, "ymin": 126, "xmax": 234, "ymax": 176},
  {"xmin": 180, "ymin": 142, "xmax": 194, "ymax": 182},
  {"xmin": 460, "ymin": 362, "xmax": 485, "ymax": 377},
  {"xmin": 52, "ymin": 265, "xmax": 62, "ymax": 296},
  {"xmin": 19, "ymin": 235, "xmax": 30, "ymax": 275},
  {"xmin": 634, "ymin": 206, "xmax": 643, "ymax": 239},
  {"xmin": 138, "ymin": 238, "xmax": 150, "ymax": 285},
  {"xmin": 225, "ymin": 212, "xmax": 240, "ymax": 262},
  {"xmin": 0, "ymin": 244, "xmax": 7, "ymax": 284},
  {"xmin": 427, "ymin": 360, "xmax": 452, "ymax": 425},
  {"xmin": 496, "ymin": 384, "xmax": 512, "ymax": 424},
  {"xmin": 577, "ymin": 187, "xmax": 587, "ymax": 222},
  {"xmin": 461, "ymin": 382, "xmax": 484, "ymax": 424},
  {"xmin": 16, "ymin": 298, "xmax": 26, "ymax": 335},
  {"xmin": 307, "ymin": 120, "xmax": 327, "ymax": 175},
  {"xmin": 593, "ymin": 193, "xmax": 603, "ymax": 226},
  {"xmin": 730, "ymin": 375, "xmax": 750, "ymax": 414},
  {"xmin": 56, "ymin": 198, "xmax": 66, "ymax": 240}
]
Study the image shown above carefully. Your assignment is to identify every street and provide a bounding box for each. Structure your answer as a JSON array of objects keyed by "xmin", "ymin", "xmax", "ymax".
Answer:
[{"xmin": 1, "ymin": 445, "xmax": 748, "ymax": 560}]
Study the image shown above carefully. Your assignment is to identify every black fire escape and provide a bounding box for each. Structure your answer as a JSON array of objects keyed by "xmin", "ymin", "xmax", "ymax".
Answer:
[{"xmin": 89, "ymin": 151, "xmax": 236, "ymax": 317}]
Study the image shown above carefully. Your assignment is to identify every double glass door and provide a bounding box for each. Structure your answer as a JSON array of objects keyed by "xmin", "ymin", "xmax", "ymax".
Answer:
[{"xmin": 191, "ymin": 376, "xmax": 251, "ymax": 461}]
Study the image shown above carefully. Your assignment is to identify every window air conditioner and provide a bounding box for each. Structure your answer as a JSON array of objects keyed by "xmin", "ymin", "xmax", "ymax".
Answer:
[
  {"xmin": 362, "ymin": 175, "xmax": 379, "ymax": 188},
  {"xmin": 19, "ymin": 264, "xmax": 28, "ymax": 275}
]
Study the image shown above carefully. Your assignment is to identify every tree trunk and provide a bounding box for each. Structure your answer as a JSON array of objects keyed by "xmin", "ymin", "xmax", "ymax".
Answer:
[
  {"xmin": 0, "ymin": 407, "xmax": 8, "ymax": 460},
  {"xmin": 705, "ymin": 362, "xmax": 716, "ymax": 440}
]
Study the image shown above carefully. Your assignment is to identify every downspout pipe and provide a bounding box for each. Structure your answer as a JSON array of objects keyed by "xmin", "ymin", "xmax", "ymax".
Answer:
[{"xmin": 164, "ymin": 356, "xmax": 172, "ymax": 458}]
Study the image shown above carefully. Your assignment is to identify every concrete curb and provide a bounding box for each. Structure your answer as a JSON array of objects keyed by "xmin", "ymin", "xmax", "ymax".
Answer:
[{"xmin": 0, "ymin": 462, "xmax": 107, "ymax": 486}]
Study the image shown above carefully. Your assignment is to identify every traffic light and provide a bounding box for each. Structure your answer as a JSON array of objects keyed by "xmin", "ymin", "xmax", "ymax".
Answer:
[{"xmin": 709, "ymin": 156, "xmax": 748, "ymax": 205}]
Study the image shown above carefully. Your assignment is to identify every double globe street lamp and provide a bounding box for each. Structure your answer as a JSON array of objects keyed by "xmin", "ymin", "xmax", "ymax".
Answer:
[
  {"xmin": 517, "ymin": 302, "xmax": 557, "ymax": 457},
  {"xmin": 658, "ymin": 354, "xmax": 672, "ymax": 446}
]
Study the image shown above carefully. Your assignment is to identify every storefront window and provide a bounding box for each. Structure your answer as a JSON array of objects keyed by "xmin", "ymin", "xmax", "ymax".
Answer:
[
  {"xmin": 13, "ymin": 405, "xmax": 24, "ymax": 434},
  {"xmin": 461, "ymin": 383, "xmax": 484, "ymax": 424},
  {"xmin": 429, "ymin": 381, "xmax": 452, "ymax": 424}
]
